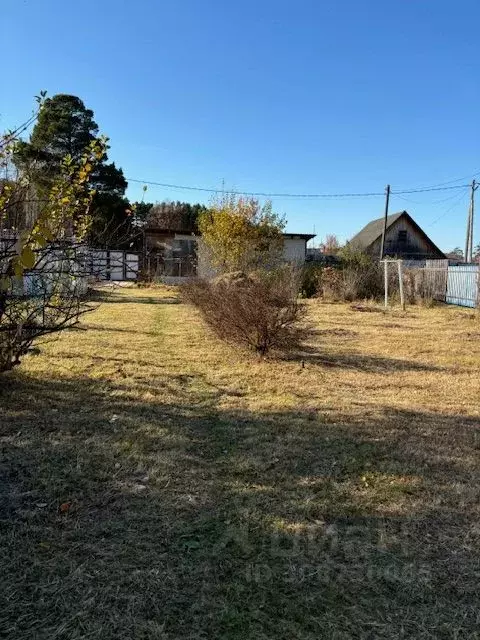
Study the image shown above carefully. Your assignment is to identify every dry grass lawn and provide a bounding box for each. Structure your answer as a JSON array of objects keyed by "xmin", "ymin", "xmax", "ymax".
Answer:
[{"xmin": 1, "ymin": 286, "xmax": 480, "ymax": 639}]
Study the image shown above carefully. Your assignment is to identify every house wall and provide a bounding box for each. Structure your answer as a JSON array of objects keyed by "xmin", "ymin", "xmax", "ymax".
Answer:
[
  {"xmin": 196, "ymin": 238, "xmax": 217, "ymax": 280},
  {"xmin": 368, "ymin": 218, "xmax": 440, "ymax": 259},
  {"xmin": 283, "ymin": 238, "xmax": 307, "ymax": 263}
]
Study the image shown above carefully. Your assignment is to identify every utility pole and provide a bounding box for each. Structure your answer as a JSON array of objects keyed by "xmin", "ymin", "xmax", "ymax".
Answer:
[
  {"xmin": 469, "ymin": 179, "xmax": 477, "ymax": 262},
  {"xmin": 465, "ymin": 180, "xmax": 477, "ymax": 263},
  {"xmin": 464, "ymin": 204, "xmax": 471, "ymax": 263},
  {"xmin": 379, "ymin": 184, "xmax": 391, "ymax": 260}
]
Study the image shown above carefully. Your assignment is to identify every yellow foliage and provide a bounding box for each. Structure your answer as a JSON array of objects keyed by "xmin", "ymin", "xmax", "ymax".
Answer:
[
  {"xmin": 198, "ymin": 194, "xmax": 285, "ymax": 273},
  {"xmin": 20, "ymin": 246, "xmax": 36, "ymax": 269},
  {"xmin": 1, "ymin": 130, "xmax": 107, "ymax": 278}
]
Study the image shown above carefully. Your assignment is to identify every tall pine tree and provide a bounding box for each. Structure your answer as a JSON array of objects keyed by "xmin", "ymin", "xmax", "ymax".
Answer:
[{"xmin": 15, "ymin": 94, "xmax": 129, "ymax": 246}]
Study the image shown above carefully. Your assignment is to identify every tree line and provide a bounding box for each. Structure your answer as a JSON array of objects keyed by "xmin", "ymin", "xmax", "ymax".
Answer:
[
  {"xmin": 5, "ymin": 93, "xmax": 209, "ymax": 249},
  {"xmin": 12, "ymin": 94, "xmax": 475, "ymax": 263}
]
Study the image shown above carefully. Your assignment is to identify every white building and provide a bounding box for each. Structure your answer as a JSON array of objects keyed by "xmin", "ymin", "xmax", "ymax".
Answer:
[{"xmin": 281, "ymin": 233, "xmax": 316, "ymax": 264}]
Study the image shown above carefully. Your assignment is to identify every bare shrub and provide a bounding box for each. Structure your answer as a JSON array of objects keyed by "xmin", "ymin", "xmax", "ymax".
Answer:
[
  {"xmin": 341, "ymin": 262, "xmax": 383, "ymax": 301},
  {"xmin": 309, "ymin": 245, "xmax": 385, "ymax": 302},
  {"xmin": 403, "ymin": 268, "xmax": 417, "ymax": 305},
  {"xmin": 319, "ymin": 262, "xmax": 383, "ymax": 302},
  {"xmin": 0, "ymin": 97, "xmax": 107, "ymax": 373},
  {"xmin": 0, "ymin": 244, "xmax": 93, "ymax": 372},
  {"xmin": 320, "ymin": 266, "xmax": 344, "ymax": 300},
  {"xmin": 403, "ymin": 267, "xmax": 442, "ymax": 306},
  {"xmin": 182, "ymin": 266, "xmax": 305, "ymax": 355}
]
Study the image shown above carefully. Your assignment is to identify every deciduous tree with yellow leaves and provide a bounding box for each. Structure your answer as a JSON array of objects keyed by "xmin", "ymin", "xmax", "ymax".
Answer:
[{"xmin": 197, "ymin": 193, "xmax": 286, "ymax": 274}]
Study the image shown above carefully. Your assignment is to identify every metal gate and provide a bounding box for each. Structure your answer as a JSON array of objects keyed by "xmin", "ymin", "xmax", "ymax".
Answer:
[
  {"xmin": 89, "ymin": 250, "xmax": 139, "ymax": 281},
  {"xmin": 445, "ymin": 265, "xmax": 479, "ymax": 308}
]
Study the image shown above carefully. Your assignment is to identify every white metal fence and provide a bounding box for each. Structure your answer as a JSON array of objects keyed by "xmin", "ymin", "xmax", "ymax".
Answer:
[
  {"xmin": 2, "ymin": 245, "xmax": 140, "ymax": 300},
  {"xmin": 87, "ymin": 250, "xmax": 139, "ymax": 281},
  {"xmin": 413, "ymin": 260, "xmax": 479, "ymax": 308}
]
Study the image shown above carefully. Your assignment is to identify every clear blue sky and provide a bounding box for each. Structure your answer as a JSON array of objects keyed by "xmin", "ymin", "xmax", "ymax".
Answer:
[{"xmin": 1, "ymin": 0, "xmax": 479, "ymax": 250}]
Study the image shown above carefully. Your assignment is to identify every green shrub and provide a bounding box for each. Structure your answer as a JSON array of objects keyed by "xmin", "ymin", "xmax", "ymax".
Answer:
[{"xmin": 300, "ymin": 264, "xmax": 323, "ymax": 298}]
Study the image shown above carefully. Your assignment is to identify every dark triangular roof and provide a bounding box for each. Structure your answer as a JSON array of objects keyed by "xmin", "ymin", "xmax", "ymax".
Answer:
[
  {"xmin": 349, "ymin": 210, "xmax": 446, "ymax": 258},
  {"xmin": 349, "ymin": 211, "xmax": 406, "ymax": 249}
]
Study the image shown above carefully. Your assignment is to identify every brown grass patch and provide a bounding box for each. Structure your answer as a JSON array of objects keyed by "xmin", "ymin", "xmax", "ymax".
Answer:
[{"xmin": 1, "ymin": 289, "xmax": 479, "ymax": 639}]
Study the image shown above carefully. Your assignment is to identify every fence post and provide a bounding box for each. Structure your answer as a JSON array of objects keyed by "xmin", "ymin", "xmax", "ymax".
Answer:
[
  {"xmin": 384, "ymin": 260, "xmax": 388, "ymax": 309},
  {"xmin": 397, "ymin": 259, "xmax": 405, "ymax": 310},
  {"xmin": 477, "ymin": 267, "xmax": 480, "ymax": 308}
]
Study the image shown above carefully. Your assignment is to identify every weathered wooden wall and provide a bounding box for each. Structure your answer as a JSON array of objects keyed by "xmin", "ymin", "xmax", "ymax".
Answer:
[{"xmin": 369, "ymin": 218, "xmax": 441, "ymax": 259}]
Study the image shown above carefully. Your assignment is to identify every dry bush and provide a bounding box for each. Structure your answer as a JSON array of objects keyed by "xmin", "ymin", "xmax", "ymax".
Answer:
[
  {"xmin": 342, "ymin": 261, "xmax": 384, "ymax": 300},
  {"xmin": 319, "ymin": 263, "xmax": 384, "ymax": 302},
  {"xmin": 403, "ymin": 268, "xmax": 441, "ymax": 306},
  {"xmin": 0, "ymin": 246, "xmax": 92, "ymax": 371},
  {"xmin": 0, "ymin": 99, "xmax": 107, "ymax": 373},
  {"xmin": 309, "ymin": 244, "xmax": 386, "ymax": 302},
  {"xmin": 182, "ymin": 267, "xmax": 306, "ymax": 355},
  {"xmin": 320, "ymin": 266, "xmax": 344, "ymax": 300}
]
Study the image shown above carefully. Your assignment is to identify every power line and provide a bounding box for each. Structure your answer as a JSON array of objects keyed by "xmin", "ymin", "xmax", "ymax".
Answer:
[
  {"xmin": 391, "ymin": 189, "xmax": 467, "ymax": 206},
  {"xmin": 390, "ymin": 192, "xmax": 423, "ymax": 205},
  {"xmin": 394, "ymin": 184, "xmax": 469, "ymax": 195},
  {"xmin": 428, "ymin": 189, "xmax": 469, "ymax": 227},
  {"xmin": 392, "ymin": 187, "xmax": 471, "ymax": 207},
  {"xmin": 127, "ymin": 178, "xmax": 384, "ymax": 198},
  {"xmin": 427, "ymin": 189, "xmax": 473, "ymax": 206},
  {"xmin": 127, "ymin": 177, "xmax": 469, "ymax": 199},
  {"xmin": 395, "ymin": 169, "xmax": 480, "ymax": 191},
  {"xmin": 0, "ymin": 110, "xmax": 39, "ymax": 150}
]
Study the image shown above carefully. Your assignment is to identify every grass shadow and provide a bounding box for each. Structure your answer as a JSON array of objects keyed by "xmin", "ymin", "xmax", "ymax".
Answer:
[
  {"xmin": 286, "ymin": 346, "xmax": 444, "ymax": 372},
  {"xmin": 1, "ymin": 371, "xmax": 479, "ymax": 638},
  {"xmin": 91, "ymin": 293, "xmax": 179, "ymax": 305},
  {"xmin": 73, "ymin": 323, "xmax": 161, "ymax": 337}
]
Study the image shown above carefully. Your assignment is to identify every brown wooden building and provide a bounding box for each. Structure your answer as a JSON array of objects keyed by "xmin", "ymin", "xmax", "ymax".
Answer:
[
  {"xmin": 143, "ymin": 228, "xmax": 197, "ymax": 278},
  {"xmin": 349, "ymin": 211, "xmax": 445, "ymax": 260}
]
